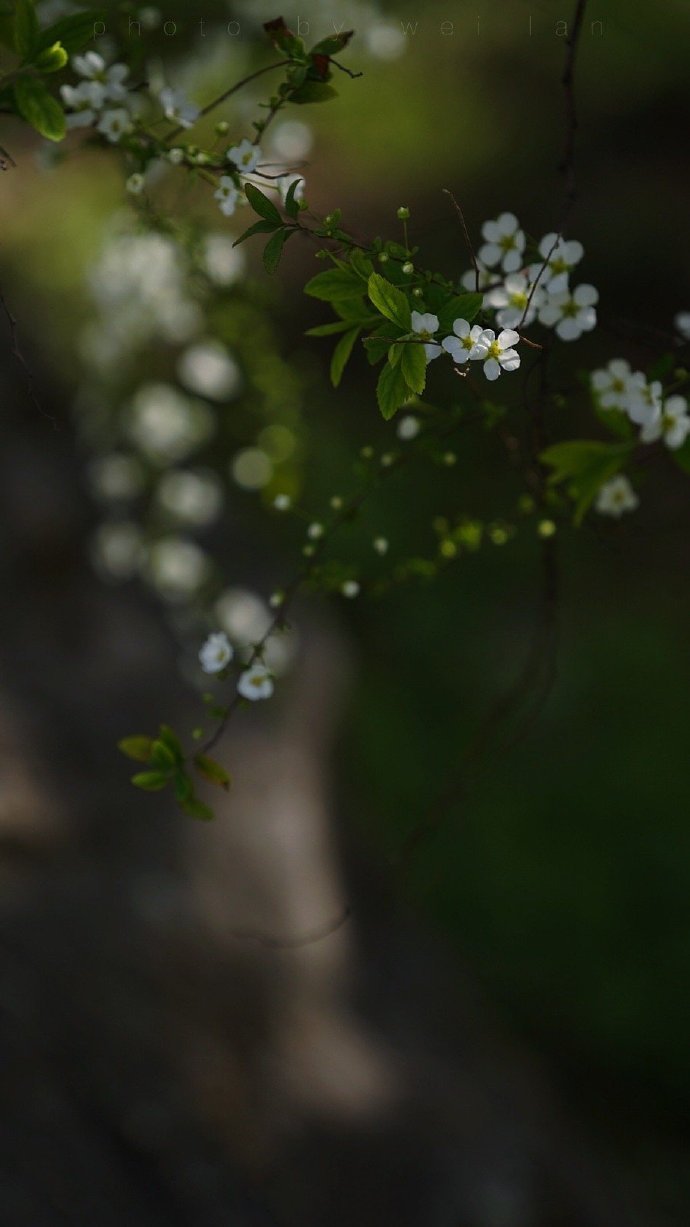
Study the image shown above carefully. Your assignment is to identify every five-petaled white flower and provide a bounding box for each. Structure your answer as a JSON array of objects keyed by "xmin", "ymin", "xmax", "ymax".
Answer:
[
  {"xmin": 485, "ymin": 273, "xmax": 545, "ymax": 330},
  {"xmin": 214, "ymin": 176, "xmax": 239, "ymax": 217},
  {"xmin": 61, "ymin": 80, "xmax": 106, "ymax": 128},
  {"xmin": 199, "ymin": 631, "xmax": 234, "ymax": 674},
  {"xmin": 595, "ymin": 475, "xmax": 639, "ymax": 518},
  {"xmin": 534, "ymin": 233, "xmax": 584, "ymax": 294},
  {"xmin": 442, "ymin": 318, "xmax": 483, "ymax": 364},
  {"xmin": 591, "ymin": 359, "xmax": 639, "ymax": 411},
  {"xmin": 640, "ymin": 395, "xmax": 690, "ymax": 450},
  {"xmin": 469, "ymin": 328, "xmax": 521, "ymax": 381},
  {"xmin": 73, "ymin": 52, "xmax": 130, "ymax": 102},
  {"xmin": 237, "ymin": 661, "xmax": 274, "ymax": 701},
  {"xmin": 159, "ymin": 87, "xmax": 200, "ymax": 129},
  {"xmin": 227, "ymin": 139, "xmax": 261, "ymax": 174},
  {"xmin": 478, "ymin": 212, "xmax": 526, "ymax": 274},
  {"xmin": 97, "ymin": 108, "xmax": 133, "ymax": 143},
  {"xmin": 410, "ymin": 311, "xmax": 442, "ymax": 362},
  {"xmin": 538, "ymin": 283, "xmax": 598, "ymax": 341}
]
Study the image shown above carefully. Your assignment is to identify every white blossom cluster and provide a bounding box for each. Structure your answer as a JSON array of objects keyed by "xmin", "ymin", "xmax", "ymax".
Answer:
[
  {"xmin": 591, "ymin": 359, "xmax": 690, "ymax": 451},
  {"xmin": 461, "ymin": 213, "xmax": 598, "ymax": 343},
  {"xmin": 411, "ymin": 310, "xmax": 521, "ymax": 382},
  {"xmin": 60, "ymin": 51, "xmax": 137, "ymax": 142}
]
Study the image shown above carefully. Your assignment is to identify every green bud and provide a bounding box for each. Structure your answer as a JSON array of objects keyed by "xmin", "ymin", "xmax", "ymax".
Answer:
[
  {"xmin": 35, "ymin": 41, "xmax": 69, "ymax": 72},
  {"xmin": 397, "ymin": 206, "xmax": 410, "ymax": 220},
  {"xmin": 402, "ymin": 262, "xmax": 414, "ymax": 275},
  {"xmin": 412, "ymin": 287, "xmax": 424, "ymax": 298},
  {"xmin": 377, "ymin": 251, "xmax": 390, "ymax": 264},
  {"xmin": 215, "ymin": 120, "xmax": 230, "ymax": 136}
]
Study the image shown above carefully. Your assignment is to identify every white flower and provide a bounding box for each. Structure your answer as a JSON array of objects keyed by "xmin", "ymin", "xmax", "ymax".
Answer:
[
  {"xmin": 469, "ymin": 328, "xmax": 521, "ymax": 381},
  {"xmin": 126, "ymin": 172, "xmax": 145, "ymax": 195},
  {"xmin": 373, "ymin": 537, "xmax": 389, "ymax": 555},
  {"xmin": 273, "ymin": 493, "xmax": 292, "ymax": 511},
  {"xmin": 202, "ymin": 234, "xmax": 246, "ymax": 285},
  {"xmin": 88, "ymin": 453, "xmax": 144, "ymax": 502},
  {"xmin": 341, "ymin": 580, "xmax": 360, "ymax": 598},
  {"xmin": 410, "ymin": 310, "xmax": 442, "ymax": 362},
  {"xmin": 460, "ymin": 264, "xmax": 494, "ymax": 302},
  {"xmin": 214, "ymin": 176, "xmax": 239, "ymax": 217},
  {"xmin": 159, "ymin": 87, "xmax": 200, "ymax": 129},
  {"xmin": 485, "ymin": 272, "xmax": 545, "ymax": 330},
  {"xmin": 397, "ymin": 415, "xmax": 420, "ymax": 440},
  {"xmin": 91, "ymin": 521, "xmax": 144, "ymax": 580},
  {"xmin": 61, "ymin": 80, "xmax": 105, "ymax": 127},
  {"xmin": 591, "ymin": 359, "xmax": 639, "ymax": 411},
  {"xmin": 640, "ymin": 395, "xmax": 690, "ymax": 449},
  {"xmin": 625, "ymin": 377, "xmax": 662, "ymax": 427},
  {"xmin": 227, "ymin": 138, "xmax": 261, "ymax": 174},
  {"xmin": 534, "ymin": 233, "xmax": 584, "ymax": 294},
  {"xmin": 178, "ymin": 340, "xmax": 241, "ymax": 401},
  {"xmin": 167, "ymin": 146, "xmax": 185, "ymax": 165},
  {"xmin": 127, "ymin": 383, "xmax": 214, "ymax": 463},
  {"xmin": 674, "ymin": 312, "xmax": 690, "ymax": 341},
  {"xmin": 157, "ymin": 469, "xmax": 224, "ymax": 526},
  {"xmin": 97, "ymin": 108, "xmax": 133, "ymax": 143},
  {"xmin": 478, "ymin": 212, "xmax": 525, "ymax": 274},
  {"xmin": 538, "ymin": 284, "xmax": 598, "ymax": 341},
  {"xmin": 147, "ymin": 537, "xmax": 210, "ymax": 600},
  {"xmin": 442, "ymin": 318, "xmax": 483, "ymax": 364},
  {"xmin": 237, "ymin": 661, "xmax": 274, "ymax": 701},
  {"xmin": 595, "ymin": 475, "xmax": 639, "ymax": 518},
  {"xmin": 73, "ymin": 51, "xmax": 106, "ymax": 78},
  {"xmin": 199, "ymin": 631, "xmax": 233, "ymax": 674},
  {"xmin": 307, "ymin": 522, "xmax": 324, "ymax": 540}
]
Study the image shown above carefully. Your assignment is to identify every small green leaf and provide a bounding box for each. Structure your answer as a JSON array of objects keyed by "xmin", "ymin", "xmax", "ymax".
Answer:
[
  {"xmin": 330, "ymin": 327, "xmax": 360, "ymax": 387},
  {"xmin": 401, "ymin": 342, "xmax": 427, "ymax": 395},
  {"xmin": 437, "ymin": 292, "xmax": 484, "ymax": 333},
  {"xmin": 306, "ymin": 319, "xmax": 359, "ymax": 337},
  {"xmin": 263, "ymin": 228, "xmax": 292, "ymax": 274},
  {"xmin": 244, "ymin": 181, "xmax": 282, "ymax": 224},
  {"xmin": 131, "ymin": 771, "xmax": 169, "ymax": 792},
  {"xmin": 118, "ymin": 736, "xmax": 153, "ymax": 763},
  {"xmin": 540, "ymin": 439, "xmax": 633, "ymax": 524},
  {"xmin": 290, "ymin": 81, "xmax": 338, "ymax": 104},
  {"xmin": 194, "ymin": 754, "xmax": 232, "ymax": 791},
  {"xmin": 283, "ymin": 177, "xmax": 304, "ymax": 219},
  {"xmin": 181, "ymin": 796, "xmax": 215, "ymax": 822},
  {"xmin": 368, "ymin": 273, "xmax": 411, "ymax": 330},
  {"xmin": 376, "ymin": 360, "xmax": 410, "ymax": 420},
  {"xmin": 14, "ymin": 76, "xmax": 65, "ymax": 140},
  {"xmin": 34, "ymin": 40, "xmax": 68, "ymax": 73},
  {"xmin": 150, "ymin": 739, "xmax": 177, "ymax": 771},
  {"xmin": 174, "ymin": 772, "xmax": 194, "ymax": 803},
  {"xmin": 233, "ymin": 219, "xmax": 279, "ymax": 247},
  {"xmin": 305, "ymin": 267, "xmax": 365, "ymax": 303},
  {"xmin": 14, "ymin": 0, "xmax": 39, "ymax": 59},
  {"xmin": 158, "ymin": 725, "xmax": 183, "ymax": 762}
]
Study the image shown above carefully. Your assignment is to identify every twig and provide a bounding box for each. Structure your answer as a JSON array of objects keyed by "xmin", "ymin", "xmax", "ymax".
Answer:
[
  {"xmin": 442, "ymin": 188, "xmax": 480, "ymax": 292},
  {"xmin": 0, "ymin": 284, "xmax": 58, "ymax": 429},
  {"xmin": 165, "ymin": 59, "xmax": 291, "ymax": 143}
]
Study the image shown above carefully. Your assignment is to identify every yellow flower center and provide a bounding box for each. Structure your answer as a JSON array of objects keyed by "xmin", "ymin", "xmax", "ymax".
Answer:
[{"xmin": 488, "ymin": 340, "xmax": 502, "ymax": 359}]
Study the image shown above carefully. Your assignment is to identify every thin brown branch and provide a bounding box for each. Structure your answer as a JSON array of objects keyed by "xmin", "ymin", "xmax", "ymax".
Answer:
[{"xmin": 442, "ymin": 188, "xmax": 480, "ymax": 292}]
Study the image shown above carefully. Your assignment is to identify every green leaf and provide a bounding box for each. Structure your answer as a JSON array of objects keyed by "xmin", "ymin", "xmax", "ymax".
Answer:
[
  {"xmin": 233, "ymin": 219, "xmax": 278, "ymax": 247},
  {"xmin": 290, "ymin": 81, "xmax": 338, "ymax": 104},
  {"xmin": 364, "ymin": 331, "xmax": 393, "ymax": 365},
  {"xmin": 150, "ymin": 739, "xmax": 177, "ymax": 771},
  {"xmin": 180, "ymin": 796, "xmax": 215, "ymax": 822},
  {"xmin": 118, "ymin": 736, "xmax": 153, "ymax": 763},
  {"xmin": 367, "ymin": 273, "xmax": 411, "ymax": 330},
  {"xmin": 244, "ymin": 181, "xmax": 282, "ymax": 224},
  {"xmin": 34, "ymin": 40, "xmax": 68, "ymax": 72},
  {"xmin": 349, "ymin": 249, "xmax": 375, "ymax": 282},
  {"xmin": 14, "ymin": 0, "xmax": 38, "ymax": 59},
  {"xmin": 304, "ymin": 267, "xmax": 365, "ymax": 303},
  {"xmin": 263, "ymin": 228, "xmax": 292, "ymax": 274},
  {"xmin": 540, "ymin": 440, "xmax": 633, "ymax": 525},
  {"xmin": 35, "ymin": 9, "xmax": 105, "ymax": 56},
  {"xmin": 263, "ymin": 17, "xmax": 305, "ymax": 58},
  {"xmin": 310, "ymin": 31, "xmax": 354, "ymax": 56},
  {"xmin": 594, "ymin": 404, "xmax": 633, "ymax": 441},
  {"xmin": 330, "ymin": 327, "xmax": 360, "ymax": 387},
  {"xmin": 131, "ymin": 771, "xmax": 169, "ymax": 792},
  {"xmin": 376, "ymin": 361, "xmax": 410, "ymax": 420},
  {"xmin": 283, "ymin": 177, "xmax": 304, "ymax": 219},
  {"xmin": 401, "ymin": 342, "xmax": 427, "ymax": 395},
  {"xmin": 194, "ymin": 754, "xmax": 232, "ymax": 791},
  {"xmin": 13, "ymin": 76, "xmax": 65, "ymax": 140},
  {"xmin": 437, "ymin": 292, "xmax": 483, "ymax": 333},
  {"xmin": 305, "ymin": 319, "xmax": 359, "ymax": 337},
  {"xmin": 174, "ymin": 772, "xmax": 194, "ymax": 804},
  {"xmin": 158, "ymin": 725, "xmax": 183, "ymax": 762}
]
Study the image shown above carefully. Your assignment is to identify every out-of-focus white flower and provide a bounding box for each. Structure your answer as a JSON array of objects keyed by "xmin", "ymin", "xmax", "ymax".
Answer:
[
  {"xmin": 640, "ymin": 395, "xmax": 690, "ymax": 449},
  {"xmin": 159, "ymin": 87, "xmax": 200, "ymax": 128},
  {"xmin": 307, "ymin": 522, "xmax": 324, "ymax": 540},
  {"xmin": 460, "ymin": 264, "xmax": 494, "ymax": 299},
  {"xmin": 341, "ymin": 580, "xmax": 360, "ymax": 598},
  {"xmin": 485, "ymin": 273, "xmax": 545, "ymax": 330},
  {"xmin": 365, "ymin": 22, "xmax": 406, "ymax": 60},
  {"xmin": 674, "ymin": 312, "xmax": 690, "ymax": 341},
  {"xmin": 199, "ymin": 631, "xmax": 233, "ymax": 674},
  {"xmin": 269, "ymin": 120, "xmax": 313, "ymax": 160},
  {"xmin": 595, "ymin": 475, "xmax": 639, "ymax": 518},
  {"xmin": 231, "ymin": 448, "xmax": 273, "ymax": 490},
  {"xmin": 215, "ymin": 587, "xmax": 270, "ymax": 646},
  {"xmin": 442, "ymin": 319, "xmax": 483, "ymax": 364},
  {"xmin": 97, "ymin": 107, "xmax": 133, "ymax": 143},
  {"xmin": 397, "ymin": 415, "xmax": 420, "ymax": 440},
  {"xmin": 273, "ymin": 493, "xmax": 292, "ymax": 511},
  {"xmin": 214, "ymin": 176, "xmax": 240, "ymax": 217},
  {"xmin": 373, "ymin": 537, "xmax": 389, "ymax": 555},
  {"xmin": 126, "ymin": 172, "xmax": 145, "ymax": 195},
  {"xmin": 227, "ymin": 138, "xmax": 261, "ymax": 174},
  {"xmin": 156, "ymin": 469, "xmax": 224, "ymax": 526},
  {"xmin": 534, "ymin": 233, "xmax": 584, "ymax": 294},
  {"xmin": 626, "ymin": 377, "xmax": 662, "ymax": 428},
  {"xmin": 61, "ymin": 80, "xmax": 105, "ymax": 127},
  {"xmin": 538, "ymin": 284, "xmax": 598, "ymax": 341},
  {"xmin": 469, "ymin": 328, "xmax": 521, "ymax": 381},
  {"xmin": 127, "ymin": 384, "xmax": 214, "ymax": 463},
  {"xmin": 74, "ymin": 53, "xmax": 129, "ymax": 100},
  {"xmin": 202, "ymin": 234, "xmax": 246, "ymax": 285},
  {"xmin": 167, "ymin": 146, "xmax": 185, "ymax": 165},
  {"xmin": 411, "ymin": 311, "xmax": 443, "ymax": 362},
  {"xmin": 147, "ymin": 536, "xmax": 210, "ymax": 600},
  {"xmin": 237, "ymin": 661, "xmax": 274, "ymax": 701},
  {"xmin": 91, "ymin": 521, "xmax": 145, "ymax": 580},
  {"xmin": 591, "ymin": 359, "xmax": 639, "ymax": 411},
  {"xmin": 88, "ymin": 453, "xmax": 145, "ymax": 502},
  {"xmin": 178, "ymin": 340, "xmax": 242, "ymax": 401},
  {"xmin": 479, "ymin": 213, "xmax": 525, "ymax": 274}
]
